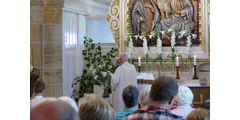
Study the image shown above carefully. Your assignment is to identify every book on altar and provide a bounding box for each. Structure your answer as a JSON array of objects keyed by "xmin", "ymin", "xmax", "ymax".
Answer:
[{"xmin": 137, "ymin": 73, "xmax": 154, "ymax": 80}]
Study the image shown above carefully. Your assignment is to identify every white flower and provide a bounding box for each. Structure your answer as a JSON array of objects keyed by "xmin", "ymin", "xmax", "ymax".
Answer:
[
  {"xmin": 134, "ymin": 35, "xmax": 139, "ymax": 40},
  {"xmin": 148, "ymin": 34, "xmax": 153, "ymax": 39},
  {"xmin": 143, "ymin": 37, "xmax": 148, "ymax": 55},
  {"xmin": 160, "ymin": 31, "xmax": 165, "ymax": 35},
  {"xmin": 94, "ymin": 75, "xmax": 98, "ymax": 80},
  {"xmin": 101, "ymin": 72, "xmax": 107, "ymax": 77},
  {"xmin": 168, "ymin": 29, "xmax": 174, "ymax": 32},
  {"xmin": 92, "ymin": 69, "xmax": 97, "ymax": 74},
  {"xmin": 192, "ymin": 34, "xmax": 197, "ymax": 39},
  {"xmin": 186, "ymin": 36, "xmax": 192, "ymax": 52},
  {"xmin": 179, "ymin": 30, "xmax": 187, "ymax": 38},
  {"xmin": 171, "ymin": 34, "xmax": 176, "ymax": 48},
  {"xmin": 128, "ymin": 37, "xmax": 134, "ymax": 53},
  {"xmin": 89, "ymin": 65, "xmax": 93, "ymax": 71},
  {"xmin": 157, "ymin": 37, "xmax": 162, "ymax": 54}
]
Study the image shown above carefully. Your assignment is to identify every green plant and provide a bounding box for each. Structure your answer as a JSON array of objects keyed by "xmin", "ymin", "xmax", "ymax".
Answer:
[{"xmin": 72, "ymin": 37, "xmax": 118, "ymax": 102}]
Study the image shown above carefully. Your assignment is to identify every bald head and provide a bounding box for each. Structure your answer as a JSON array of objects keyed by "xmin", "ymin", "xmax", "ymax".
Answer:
[
  {"xmin": 119, "ymin": 54, "xmax": 128, "ymax": 65},
  {"xmin": 31, "ymin": 98, "xmax": 78, "ymax": 120}
]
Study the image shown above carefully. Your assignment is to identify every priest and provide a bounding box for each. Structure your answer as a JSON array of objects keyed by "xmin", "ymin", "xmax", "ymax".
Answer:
[{"xmin": 111, "ymin": 53, "xmax": 138, "ymax": 112}]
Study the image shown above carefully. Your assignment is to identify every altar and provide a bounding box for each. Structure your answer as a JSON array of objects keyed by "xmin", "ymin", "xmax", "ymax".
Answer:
[{"xmin": 136, "ymin": 72, "xmax": 210, "ymax": 107}]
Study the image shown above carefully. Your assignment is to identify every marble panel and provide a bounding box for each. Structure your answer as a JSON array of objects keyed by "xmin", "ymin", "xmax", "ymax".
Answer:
[
  {"xmin": 31, "ymin": 23, "xmax": 42, "ymax": 43},
  {"xmin": 30, "ymin": 5, "xmax": 43, "ymax": 23},
  {"xmin": 31, "ymin": 44, "xmax": 41, "ymax": 68},
  {"xmin": 44, "ymin": 84, "xmax": 54, "ymax": 97},
  {"xmin": 43, "ymin": 72, "xmax": 62, "ymax": 84},
  {"xmin": 42, "ymin": 24, "xmax": 62, "ymax": 44},
  {"xmin": 42, "ymin": 43, "xmax": 62, "ymax": 67},
  {"xmin": 43, "ymin": 5, "xmax": 62, "ymax": 24},
  {"xmin": 53, "ymin": 84, "xmax": 63, "ymax": 97}
]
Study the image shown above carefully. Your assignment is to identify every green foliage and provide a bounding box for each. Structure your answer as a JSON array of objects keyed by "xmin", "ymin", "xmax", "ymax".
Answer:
[{"xmin": 72, "ymin": 37, "xmax": 118, "ymax": 102}]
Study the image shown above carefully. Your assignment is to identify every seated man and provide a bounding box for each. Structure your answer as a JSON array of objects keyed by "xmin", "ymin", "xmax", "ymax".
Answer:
[
  {"xmin": 116, "ymin": 85, "xmax": 139, "ymax": 120},
  {"xmin": 171, "ymin": 85, "xmax": 195, "ymax": 119},
  {"xmin": 30, "ymin": 80, "xmax": 45, "ymax": 106},
  {"xmin": 31, "ymin": 97, "xmax": 79, "ymax": 120},
  {"xmin": 123, "ymin": 76, "xmax": 183, "ymax": 120}
]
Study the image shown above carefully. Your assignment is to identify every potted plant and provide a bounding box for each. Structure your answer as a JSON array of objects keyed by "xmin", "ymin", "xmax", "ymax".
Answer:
[{"xmin": 72, "ymin": 37, "xmax": 118, "ymax": 102}]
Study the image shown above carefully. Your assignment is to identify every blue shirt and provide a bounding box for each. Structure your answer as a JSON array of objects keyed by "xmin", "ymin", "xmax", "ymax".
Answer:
[{"xmin": 116, "ymin": 109, "xmax": 136, "ymax": 120}]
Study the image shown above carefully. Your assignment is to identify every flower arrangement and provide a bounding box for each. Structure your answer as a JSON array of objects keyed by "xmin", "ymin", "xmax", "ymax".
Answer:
[
  {"xmin": 72, "ymin": 37, "xmax": 118, "ymax": 102},
  {"xmin": 126, "ymin": 32, "xmax": 135, "ymax": 64},
  {"xmin": 167, "ymin": 29, "xmax": 178, "ymax": 66},
  {"xmin": 179, "ymin": 30, "xmax": 197, "ymax": 65}
]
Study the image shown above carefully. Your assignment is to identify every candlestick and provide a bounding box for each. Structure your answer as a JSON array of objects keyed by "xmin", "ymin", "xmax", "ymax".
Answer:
[
  {"xmin": 176, "ymin": 66, "xmax": 180, "ymax": 79},
  {"xmin": 192, "ymin": 65, "xmax": 199, "ymax": 79},
  {"xmin": 194, "ymin": 55, "xmax": 197, "ymax": 65},
  {"xmin": 176, "ymin": 56, "xmax": 179, "ymax": 66},
  {"xmin": 138, "ymin": 66, "xmax": 141, "ymax": 73},
  {"xmin": 138, "ymin": 57, "xmax": 141, "ymax": 66}
]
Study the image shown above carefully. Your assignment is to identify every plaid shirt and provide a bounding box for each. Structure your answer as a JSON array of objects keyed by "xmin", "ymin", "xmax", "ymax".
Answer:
[{"xmin": 122, "ymin": 105, "xmax": 184, "ymax": 120}]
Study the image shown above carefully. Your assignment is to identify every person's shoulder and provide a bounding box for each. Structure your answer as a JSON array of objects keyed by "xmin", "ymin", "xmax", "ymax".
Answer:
[{"xmin": 168, "ymin": 112, "xmax": 184, "ymax": 120}]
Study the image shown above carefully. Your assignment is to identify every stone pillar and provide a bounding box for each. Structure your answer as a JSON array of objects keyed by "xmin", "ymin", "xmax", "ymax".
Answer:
[{"xmin": 30, "ymin": 0, "xmax": 64, "ymax": 97}]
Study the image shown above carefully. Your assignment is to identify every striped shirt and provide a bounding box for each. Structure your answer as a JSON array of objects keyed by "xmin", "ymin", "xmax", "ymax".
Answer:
[
  {"xmin": 123, "ymin": 105, "xmax": 184, "ymax": 120},
  {"xmin": 170, "ymin": 104, "xmax": 195, "ymax": 119}
]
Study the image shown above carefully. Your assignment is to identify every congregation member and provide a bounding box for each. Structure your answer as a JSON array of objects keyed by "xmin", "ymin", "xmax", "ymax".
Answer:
[
  {"xmin": 30, "ymin": 80, "xmax": 45, "ymax": 107},
  {"xmin": 171, "ymin": 85, "xmax": 195, "ymax": 119},
  {"xmin": 79, "ymin": 94, "xmax": 115, "ymax": 120},
  {"xmin": 116, "ymin": 85, "xmax": 139, "ymax": 120},
  {"xmin": 31, "ymin": 97, "xmax": 79, "ymax": 120},
  {"xmin": 185, "ymin": 108, "xmax": 210, "ymax": 120},
  {"xmin": 201, "ymin": 99, "xmax": 210, "ymax": 110},
  {"xmin": 111, "ymin": 53, "xmax": 138, "ymax": 112},
  {"xmin": 59, "ymin": 96, "xmax": 78, "ymax": 112},
  {"xmin": 139, "ymin": 86, "xmax": 151, "ymax": 108},
  {"xmin": 123, "ymin": 76, "xmax": 184, "ymax": 120}
]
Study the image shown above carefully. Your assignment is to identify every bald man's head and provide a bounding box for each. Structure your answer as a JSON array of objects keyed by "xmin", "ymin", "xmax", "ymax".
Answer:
[
  {"xmin": 30, "ymin": 98, "xmax": 78, "ymax": 120},
  {"xmin": 119, "ymin": 54, "xmax": 128, "ymax": 65}
]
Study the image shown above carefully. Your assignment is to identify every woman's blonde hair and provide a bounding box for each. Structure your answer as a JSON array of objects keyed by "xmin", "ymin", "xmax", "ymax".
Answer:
[
  {"xmin": 79, "ymin": 94, "xmax": 116, "ymax": 120},
  {"xmin": 185, "ymin": 108, "xmax": 210, "ymax": 120}
]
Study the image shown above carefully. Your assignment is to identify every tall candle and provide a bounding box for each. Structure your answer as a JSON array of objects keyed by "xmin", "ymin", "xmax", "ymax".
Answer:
[
  {"xmin": 176, "ymin": 56, "xmax": 179, "ymax": 66},
  {"xmin": 138, "ymin": 57, "xmax": 141, "ymax": 66},
  {"xmin": 194, "ymin": 55, "xmax": 197, "ymax": 65}
]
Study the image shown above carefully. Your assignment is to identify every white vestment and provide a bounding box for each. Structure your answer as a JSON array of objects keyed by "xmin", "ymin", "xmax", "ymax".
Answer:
[{"xmin": 111, "ymin": 62, "xmax": 138, "ymax": 112}]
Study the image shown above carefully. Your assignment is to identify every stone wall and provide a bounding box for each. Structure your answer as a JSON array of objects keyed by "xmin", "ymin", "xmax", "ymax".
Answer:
[{"xmin": 30, "ymin": 0, "xmax": 64, "ymax": 97}]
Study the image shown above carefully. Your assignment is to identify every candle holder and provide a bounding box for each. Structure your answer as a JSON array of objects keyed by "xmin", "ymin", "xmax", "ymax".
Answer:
[
  {"xmin": 138, "ymin": 66, "xmax": 141, "ymax": 73},
  {"xmin": 176, "ymin": 66, "xmax": 180, "ymax": 79},
  {"xmin": 192, "ymin": 65, "xmax": 199, "ymax": 79}
]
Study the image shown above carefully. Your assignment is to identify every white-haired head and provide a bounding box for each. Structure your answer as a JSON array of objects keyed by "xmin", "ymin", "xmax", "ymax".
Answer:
[
  {"xmin": 139, "ymin": 86, "xmax": 151, "ymax": 107},
  {"xmin": 59, "ymin": 96, "xmax": 79, "ymax": 112},
  {"xmin": 175, "ymin": 85, "xmax": 194, "ymax": 105}
]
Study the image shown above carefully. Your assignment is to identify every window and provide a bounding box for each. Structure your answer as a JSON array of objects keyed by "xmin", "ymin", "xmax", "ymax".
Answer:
[{"xmin": 87, "ymin": 18, "xmax": 115, "ymax": 43}]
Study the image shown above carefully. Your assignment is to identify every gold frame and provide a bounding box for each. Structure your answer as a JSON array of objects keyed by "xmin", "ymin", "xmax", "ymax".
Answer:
[{"xmin": 107, "ymin": 0, "xmax": 209, "ymax": 57}]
